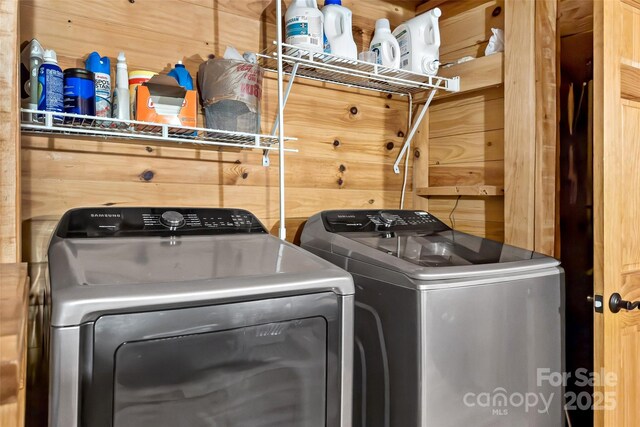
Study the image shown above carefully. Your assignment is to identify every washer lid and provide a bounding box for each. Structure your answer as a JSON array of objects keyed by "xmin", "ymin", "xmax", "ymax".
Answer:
[
  {"xmin": 317, "ymin": 210, "xmax": 560, "ymax": 280},
  {"xmin": 47, "ymin": 208, "xmax": 354, "ymax": 326}
]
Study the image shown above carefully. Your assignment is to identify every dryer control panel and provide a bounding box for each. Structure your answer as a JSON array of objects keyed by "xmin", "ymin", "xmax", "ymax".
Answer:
[
  {"xmin": 56, "ymin": 208, "xmax": 268, "ymax": 238},
  {"xmin": 321, "ymin": 210, "xmax": 450, "ymax": 233}
]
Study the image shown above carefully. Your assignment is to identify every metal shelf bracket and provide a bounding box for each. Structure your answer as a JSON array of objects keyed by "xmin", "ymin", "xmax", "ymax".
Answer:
[
  {"xmin": 263, "ymin": 62, "xmax": 300, "ymax": 167},
  {"xmin": 393, "ymin": 88, "xmax": 438, "ymax": 174}
]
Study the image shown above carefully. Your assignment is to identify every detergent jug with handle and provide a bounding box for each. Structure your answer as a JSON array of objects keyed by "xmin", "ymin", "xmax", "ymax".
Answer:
[
  {"xmin": 370, "ymin": 19, "xmax": 401, "ymax": 69},
  {"xmin": 321, "ymin": 0, "xmax": 357, "ymax": 60},
  {"xmin": 285, "ymin": 0, "xmax": 324, "ymax": 54},
  {"xmin": 393, "ymin": 7, "xmax": 442, "ymax": 75}
]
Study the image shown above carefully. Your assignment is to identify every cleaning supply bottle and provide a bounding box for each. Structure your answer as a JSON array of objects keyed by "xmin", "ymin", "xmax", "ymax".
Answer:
[
  {"xmin": 370, "ymin": 19, "xmax": 401, "ymax": 68},
  {"xmin": 85, "ymin": 52, "xmax": 111, "ymax": 117},
  {"xmin": 168, "ymin": 60, "xmax": 193, "ymax": 90},
  {"xmin": 63, "ymin": 68, "xmax": 95, "ymax": 117},
  {"xmin": 285, "ymin": 0, "xmax": 324, "ymax": 54},
  {"xmin": 19, "ymin": 39, "xmax": 44, "ymax": 122},
  {"xmin": 28, "ymin": 40, "xmax": 44, "ymax": 115},
  {"xmin": 37, "ymin": 49, "xmax": 63, "ymax": 122},
  {"xmin": 393, "ymin": 8, "xmax": 442, "ymax": 75},
  {"xmin": 112, "ymin": 52, "xmax": 130, "ymax": 120},
  {"xmin": 321, "ymin": 0, "xmax": 357, "ymax": 60},
  {"xmin": 128, "ymin": 70, "xmax": 156, "ymax": 119}
]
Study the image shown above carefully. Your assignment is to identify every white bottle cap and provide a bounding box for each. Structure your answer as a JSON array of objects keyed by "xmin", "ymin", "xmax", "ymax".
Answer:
[
  {"xmin": 43, "ymin": 49, "xmax": 57, "ymax": 63},
  {"xmin": 375, "ymin": 19, "xmax": 391, "ymax": 32},
  {"xmin": 117, "ymin": 52, "xmax": 126, "ymax": 62}
]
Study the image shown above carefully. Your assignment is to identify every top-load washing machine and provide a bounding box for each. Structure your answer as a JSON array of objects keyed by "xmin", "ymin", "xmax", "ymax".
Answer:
[
  {"xmin": 301, "ymin": 209, "xmax": 564, "ymax": 427},
  {"xmin": 46, "ymin": 207, "xmax": 354, "ymax": 427}
]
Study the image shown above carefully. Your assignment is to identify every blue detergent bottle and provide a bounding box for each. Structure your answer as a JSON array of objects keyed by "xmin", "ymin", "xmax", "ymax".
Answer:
[
  {"xmin": 85, "ymin": 52, "xmax": 112, "ymax": 117},
  {"xmin": 168, "ymin": 61, "xmax": 193, "ymax": 90},
  {"xmin": 37, "ymin": 49, "xmax": 64, "ymax": 122}
]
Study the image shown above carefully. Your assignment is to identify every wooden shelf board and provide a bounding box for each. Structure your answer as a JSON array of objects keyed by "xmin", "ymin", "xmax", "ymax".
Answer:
[{"xmin": 416, "ymin": 185, "xmax": 504, "ymax": 197}]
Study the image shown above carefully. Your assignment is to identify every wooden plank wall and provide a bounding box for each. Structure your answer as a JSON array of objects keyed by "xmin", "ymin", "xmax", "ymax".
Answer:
[
  {"xmin": 414, "ymin": 0, "xmax": 505, "ymax": 241},
  {"xmin": 504, "ymin": 0, "xmax": 558, "ymax": 255},
  {"xmin": 504, "ymin": 0, "xmax": 535, "ymax": 249},
  {"xmin": 0, "ymin": 0, "xmax": 21, "ymax": 263},
  {"xmin": 20, "ymin": 1, "xmax": 417, "ymax": 257}
]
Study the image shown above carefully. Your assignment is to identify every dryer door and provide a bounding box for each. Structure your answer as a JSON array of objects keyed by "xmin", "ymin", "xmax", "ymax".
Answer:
[{"xmin": 81, "ymin": 292, "xmax": 342, "ymax": 427}]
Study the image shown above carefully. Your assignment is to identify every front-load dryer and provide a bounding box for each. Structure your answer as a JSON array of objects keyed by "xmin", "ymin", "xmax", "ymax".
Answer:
[
  {"xmin": 46, "ymin": 207, "xmax": 354, "ymax": 427},
  {"xmin": 301, "ymin": 209, "xmax": 564, "ymax": 427}
]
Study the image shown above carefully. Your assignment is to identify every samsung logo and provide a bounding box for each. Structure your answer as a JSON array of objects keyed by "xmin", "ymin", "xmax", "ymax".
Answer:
[{"xmin": 90, "ymin": 213, "xmax": 121, "ymax": 218}]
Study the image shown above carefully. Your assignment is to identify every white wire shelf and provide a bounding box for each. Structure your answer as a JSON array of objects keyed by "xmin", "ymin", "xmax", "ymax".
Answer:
[
  {"xmin": 20, "ymin": 109, "xmax": 298, "ymax": 152},
  {"xmin": 257, "ymin": 42, "xmax": 460, "ymax": 96}
]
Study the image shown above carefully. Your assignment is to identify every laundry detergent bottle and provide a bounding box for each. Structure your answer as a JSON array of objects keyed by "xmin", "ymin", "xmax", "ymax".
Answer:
[
  {"xmin": 285, "ymin": 0, "xmax": 324, "ymax": 54},
  {"xmin": 85, "ymin": 52, "xmax": 111, "ymax": 117},
  {"xmin": 321, "ymin": 0, "xmax": 357, "ymax": 60},
  {"xmin": 168, "ymin": 60, "xmax": 194, "ymax": 90},
  {"xmin": 370, "ymin": 19, "xmax": 401, "ymax": 68},
  {"xmin": 393, "ymin": 7, "xmax": 442, "ymax": 75}
]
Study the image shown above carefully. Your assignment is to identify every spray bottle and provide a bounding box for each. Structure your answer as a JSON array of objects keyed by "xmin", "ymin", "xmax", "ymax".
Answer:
[
  {"xmin": 112, "ymin": 52, "xmax": 130, "ymax": 120},
  {"xmin": 85, "ymin": 52, "xmax": 111, "ymax": 117}
]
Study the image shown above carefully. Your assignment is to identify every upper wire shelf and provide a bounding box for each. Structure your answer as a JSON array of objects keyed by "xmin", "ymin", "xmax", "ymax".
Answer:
[
  {"xmin": 257, "ymin": 41, "xmax": 460, "ymax": 96},
  {"xmin": 20, "ymin": 109, "xmax": 298, "ymax": 151}
]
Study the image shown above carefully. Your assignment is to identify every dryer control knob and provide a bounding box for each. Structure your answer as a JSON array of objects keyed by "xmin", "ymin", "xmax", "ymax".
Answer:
[
  {"xmin": 160, "ymin": 211, "xmax": 185, "ymax": 229},
  {"xmin": 379, "ymin": 212, "xmax": 397, "ymax": 227}
]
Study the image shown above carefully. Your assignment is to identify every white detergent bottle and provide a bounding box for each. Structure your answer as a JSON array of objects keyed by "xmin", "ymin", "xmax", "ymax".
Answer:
[
  {"xmin": 393, "ymin": 7, "xmax": 442, "ymax": 75},
  {"xmin": 321, "ymin": 0, "xmax": 357, "ymax": 60},
  {"xmin": 285, "ymin": 0, "xmax": 324, "ymax": 54},
  {"xmin": 112, "ymin": 52, "xmax": 130, "ymax": 120},
  {"xmin": 370, "ymin": 19, "xmax": 401, "ymax": 69}
]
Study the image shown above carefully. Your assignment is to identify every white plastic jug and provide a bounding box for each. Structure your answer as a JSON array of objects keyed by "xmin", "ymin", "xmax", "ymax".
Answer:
[
  {"xmin": 370, "ymin": 19, "xmax": 401, "ymax": 69},
  {"xmin": 285, "ymin": 0, "xmax": 324, "ymax": 54},
  {"xmin": 322, "ymin": 0, "xmax": 357, "ymax": 60},
  {"xmin": 393, "ymin": 7, "xmax": 442, "ymax": 75}
]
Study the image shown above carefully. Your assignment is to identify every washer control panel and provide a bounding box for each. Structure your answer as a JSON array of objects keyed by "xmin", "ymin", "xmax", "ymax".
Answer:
[
  {"xmin": 322, "ymin": 210, "xmax": 449, "ymax": 233},
  {"xmin": 56, "ymin": 208, "xmax": 267, "ymax": 238}
]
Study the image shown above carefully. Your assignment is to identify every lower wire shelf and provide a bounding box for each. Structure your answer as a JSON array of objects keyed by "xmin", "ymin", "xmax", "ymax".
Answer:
[{"xmin": 20, "ymin": 109, "xmax": 298, "ymax": 152}]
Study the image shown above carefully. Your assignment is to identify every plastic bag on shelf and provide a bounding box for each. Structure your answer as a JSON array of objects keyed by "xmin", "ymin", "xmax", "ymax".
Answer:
[
  {"xmin": 198, "ymin": 51, "xmax": 263, "ymax": 134},
  {"xmin": 484, "ymin": 28, "xmax": 505, "ymax": 56}
]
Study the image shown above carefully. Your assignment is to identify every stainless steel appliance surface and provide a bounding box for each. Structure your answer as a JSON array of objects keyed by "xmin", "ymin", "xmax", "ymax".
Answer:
[
  {"xmin": 46, "ymin": 207, "xmax": 354, "ymax": 427},
  {"xmin": 301, "ymin": 210, "xmax": 565, "ymax": 427}
]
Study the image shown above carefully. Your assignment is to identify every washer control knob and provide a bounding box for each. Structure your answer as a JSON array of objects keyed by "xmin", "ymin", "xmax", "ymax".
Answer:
[
  {"xmin": 160, "ymin": 211, "xmax": 185, "ymax": 229},
  {"xmin": 379, "ymin": 212, "xmax": 397, "ymax": 227}
]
